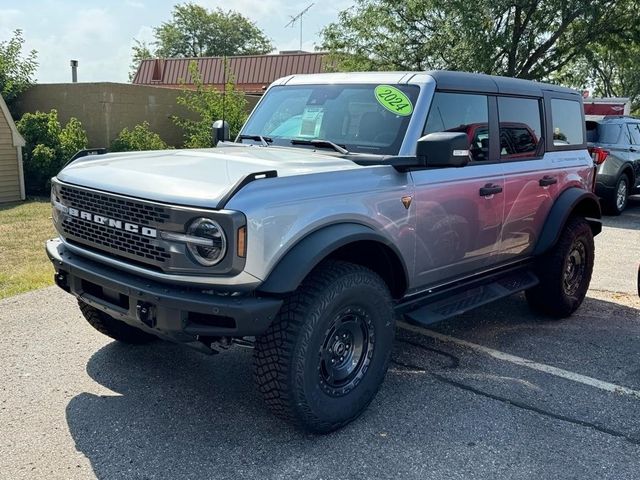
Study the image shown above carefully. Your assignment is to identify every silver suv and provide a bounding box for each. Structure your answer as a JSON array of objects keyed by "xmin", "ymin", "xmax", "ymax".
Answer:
[{"xmin": 47, "ymin": 71, "xmax": 602, "ymax": 432}]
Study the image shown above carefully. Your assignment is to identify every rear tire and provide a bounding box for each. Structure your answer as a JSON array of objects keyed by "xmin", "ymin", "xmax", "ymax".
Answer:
[
  {"xmin": 78, "ymin": 300, "xmax": 157, "ymax": 344},
  {"xmin": 603, "ymin": 173, "xmax": 629, "ymax": 215},
  {"xmin": 253, "ymin": 260, "xmax": 395, "ymax": 433},
  {"xmin": 526, "ymin": 217, "xmax": 594, "ymax": 318}
]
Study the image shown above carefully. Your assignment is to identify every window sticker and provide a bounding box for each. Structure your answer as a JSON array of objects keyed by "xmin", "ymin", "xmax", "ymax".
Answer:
[
  {"xmin": 299, "ymin": 106, "xmax": 324, "ymax": 137},
  {"xmin": 374, "ymin": 85, "xmax": 413, "ymax": 116}
]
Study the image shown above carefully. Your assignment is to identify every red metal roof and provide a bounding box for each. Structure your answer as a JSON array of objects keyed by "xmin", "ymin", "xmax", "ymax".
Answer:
[{"xmin": 132, "ymin": 52, "xmax": 329, "ymax": 93}]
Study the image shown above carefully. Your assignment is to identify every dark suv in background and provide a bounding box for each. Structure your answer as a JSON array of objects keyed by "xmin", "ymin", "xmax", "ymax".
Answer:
[{"xmin": 586, "ymin": 116, "xmax": 640, "ymax": 215}]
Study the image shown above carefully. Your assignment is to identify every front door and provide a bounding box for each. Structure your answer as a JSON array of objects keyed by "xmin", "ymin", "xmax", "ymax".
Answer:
[{"xmin": 411, "ymin": 92, "xmax": 505, "ymax": 289}]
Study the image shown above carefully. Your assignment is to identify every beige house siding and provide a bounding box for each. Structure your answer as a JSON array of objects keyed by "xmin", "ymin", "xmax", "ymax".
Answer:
[{"xmin": 0, "ymin": 95, "xmax": 25, "ymax": 203}]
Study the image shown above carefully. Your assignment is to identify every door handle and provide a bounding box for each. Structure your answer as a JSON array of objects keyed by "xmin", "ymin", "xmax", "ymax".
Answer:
[
  {"xmin": 539, "ymin": 175, "xmax": 558, "ymax": 187},
  {"xmin": 479, "ymin": 184, "xmax": 503, "ymax": 196},
  {"xmin": 629, "ymin": 147, "xmax": 638, "ymax": 152}
]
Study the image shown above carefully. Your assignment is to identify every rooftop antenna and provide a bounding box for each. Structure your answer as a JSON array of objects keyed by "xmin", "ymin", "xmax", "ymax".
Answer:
[{"xmin": 285, "ymin": 3, "xmax": 314, "ymax": 51}]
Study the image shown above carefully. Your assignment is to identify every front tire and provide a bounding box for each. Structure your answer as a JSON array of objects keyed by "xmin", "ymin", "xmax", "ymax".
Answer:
[
  {"xmin": 78, "ymin": 300, "xmax": 157, "ymax": 344},
  {"xmin": 253, "ymin": 261, "xmax": 395, "ymax": 433},
  {"xmin": 526, "ymin": 217, "xmax": 594, "ymax": 318}
]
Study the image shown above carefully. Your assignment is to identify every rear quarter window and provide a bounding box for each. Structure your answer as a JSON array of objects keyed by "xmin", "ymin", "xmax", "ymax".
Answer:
[
  {"xmin": 597, "ymin": 123, "xmax": 622, "ymax": 144},
  {"xmin": 550, "ymin": 98, "xmax": 584, "ymax": 146}
]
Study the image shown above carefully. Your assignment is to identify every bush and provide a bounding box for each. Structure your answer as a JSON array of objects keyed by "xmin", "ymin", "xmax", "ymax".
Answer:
[
  {"xmin": 110, "ymin": 121, "xmax": 168, "ymax": 152},
  {"xmin": 16, "ymin": 109, "xmax": 88, "ymax": 194},
  {"xmin": 174, "ymin": 61, "xmax": 248, "ymax": 148},
  {"xmin": 59, "ymin": 117, "xmax": 88, "ymax": 159}
]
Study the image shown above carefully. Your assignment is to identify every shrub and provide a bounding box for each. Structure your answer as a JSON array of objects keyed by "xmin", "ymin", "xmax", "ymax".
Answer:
[
  {"xmin": 110, "ymin": 121, "xmax": 168, "ymax": 152},
  {"xmin": 59, "ymin": 117, "xmax": 88, "ymax": 159},
  {"xmin": 16, "ymin": 109, "xmax": 87, "ymax": 194},
  {"xmin": 174, "ymin": 61, "xmax": 248, "ymax": 148}
]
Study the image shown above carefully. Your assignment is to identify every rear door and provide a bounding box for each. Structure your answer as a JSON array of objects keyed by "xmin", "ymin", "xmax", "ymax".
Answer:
[
  {"xmin": 494, "ymin": 95, "xmax": 555, "ymax": 262},
  {"xmin": 411, "ymin": 92, "xmax": 505, "ymax": 288}
]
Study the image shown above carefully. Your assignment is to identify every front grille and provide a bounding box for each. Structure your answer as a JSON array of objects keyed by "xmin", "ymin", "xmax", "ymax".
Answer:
[
  {"xmin": 62, "ymin": 216, "xmax": 171, "ymax": 263},
  {"xmin": 59, "ymin": 185, "xmax": 170, "ymax": 226},
  {"xmin": 55, "ymin": 184, "xmax": 172, "ymax": 268}
]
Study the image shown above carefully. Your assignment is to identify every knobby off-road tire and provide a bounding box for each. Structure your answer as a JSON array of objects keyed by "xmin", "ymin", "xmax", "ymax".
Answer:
[
  {"xmin": 253, "ymin": 261, "xmax": 396, "ymax": 433},
  {"xmin": 78, "ymin": 300, "xmax": 156, "ymax": 344},
  {"xmin": 526, "ymin": 216, "xmax": 595, "ymax": 318},
  {"xmin": 603, "ymin": 173, "xmax": 629, "ymax": 216}
]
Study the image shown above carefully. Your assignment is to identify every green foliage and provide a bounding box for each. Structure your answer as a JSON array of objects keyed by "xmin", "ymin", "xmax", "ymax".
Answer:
[
  {"xmin": 110, "ymin": 121, "xmax": 168, "ymax": 152},
  {"xmin": 174, "ymin": 61, "xmax": 248, "ymax": 148},
  {"xmin": 154, "ymin": 3, "xmax": 273, "ymax": 57},
  {"xmin": 16, "ymin": 110, "xmax": 88, "ymax": 194},
  {"xmin": 129, "ymin": 39, "xmax": 154, "ymax": 81},
  {"xmin": 59, "ymin": 117, "xmax": 88, "ymax": 160},
  {"xmin": 556, "ymin": 38, "xmax": 640, "ymax": 114},
  {"xmin": 0, "ymin": 29, "xmax": 38, "ymax": 113},
  {"xmin": 320, "ymin": 0, "xmax": 640, "ymax": 81}
]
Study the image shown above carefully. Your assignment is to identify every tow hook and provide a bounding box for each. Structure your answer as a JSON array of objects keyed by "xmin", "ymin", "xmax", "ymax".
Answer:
[
  {"xmin": 136, "ymin": 301, "xmax": 157, "ymax": 328},
  {"xmin": 54, "ymin": 272, "xmax": 70, "ymax": 292}
]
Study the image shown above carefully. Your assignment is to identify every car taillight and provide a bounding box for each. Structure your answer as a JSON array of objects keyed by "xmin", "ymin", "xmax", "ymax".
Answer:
[{"xmin": 589, "ymin": 147, "xmax": 609, "ymax": 165}]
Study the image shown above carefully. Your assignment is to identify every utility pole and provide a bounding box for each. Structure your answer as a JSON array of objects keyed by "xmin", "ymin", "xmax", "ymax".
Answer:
[{"xmin": 285, "ymin": 3, "xmax": 314, "ymax": 51}]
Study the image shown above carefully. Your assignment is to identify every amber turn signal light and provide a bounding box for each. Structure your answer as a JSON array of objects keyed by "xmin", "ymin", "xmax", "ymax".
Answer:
[{"xmin": 237, "ymin": 226, "xmax": 247, "ymax": 258}]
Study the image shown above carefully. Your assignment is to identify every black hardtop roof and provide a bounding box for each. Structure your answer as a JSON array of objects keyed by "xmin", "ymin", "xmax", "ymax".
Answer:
[{"xmin": 426, "ymin": 70, "xmax": 579, "ymax": 97}]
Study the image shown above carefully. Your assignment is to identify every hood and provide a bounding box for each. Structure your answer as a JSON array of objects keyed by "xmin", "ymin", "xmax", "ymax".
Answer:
[{"xmin": 57, "ymin": 145, "xmax": 361, "ymax": 208}]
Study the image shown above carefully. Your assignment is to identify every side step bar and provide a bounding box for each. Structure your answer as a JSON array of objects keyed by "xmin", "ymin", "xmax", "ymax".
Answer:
[{"xmin": 399, "ymin": 270, "xmax": 539, "ymax": 327}]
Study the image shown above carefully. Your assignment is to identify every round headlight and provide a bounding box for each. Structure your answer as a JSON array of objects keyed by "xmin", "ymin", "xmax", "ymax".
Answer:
[{"xmin": 186, "ymin": 218, "xmax": 226, "ymax": 266}]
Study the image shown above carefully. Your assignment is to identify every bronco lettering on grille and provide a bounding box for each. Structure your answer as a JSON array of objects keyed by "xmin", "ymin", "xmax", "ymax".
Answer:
[{"xmin": 58, "ymin": 204, "xmax": 157, "ymax": 238}]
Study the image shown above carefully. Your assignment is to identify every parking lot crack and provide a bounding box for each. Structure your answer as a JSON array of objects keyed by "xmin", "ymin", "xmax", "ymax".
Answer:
[{"xmin": 432, "ymin": 373, "xmax": 640, "ymax": 446}]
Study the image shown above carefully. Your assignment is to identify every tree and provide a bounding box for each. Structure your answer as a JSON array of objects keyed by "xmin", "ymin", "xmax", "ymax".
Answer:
[
  {"xmin": 154, "ymin": 3, "xmax": 272, "ymax": 58},
  {"xmin": 556, "ymin": 37, "xmax": 640, "ymax": 114},
  {"xmin": 16, "ymin": 110, "xmax": 88, "ymax": 194},
  {"xmin": 320, "ymin": 0, "xmax": 640, "ymax": 81},
  {"xmin": 110, "ymin": 122, "xmax": 168, "ymax": 152},
  {"xmin": 128, "ymin": 40, "xmax": 154, "ymax": 81},
  {"xmin": 174, "ymin": 61, "xmax": 248, "ymax": 148},
  {"xmin": 0, "ymin": 29, "xmax": 38, "ymax": 113}
]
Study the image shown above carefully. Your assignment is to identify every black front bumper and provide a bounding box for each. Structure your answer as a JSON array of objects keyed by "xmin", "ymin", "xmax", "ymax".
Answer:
[{"xmin": 46, "ymin": 238, "xmax": 282, "ymax": 343}]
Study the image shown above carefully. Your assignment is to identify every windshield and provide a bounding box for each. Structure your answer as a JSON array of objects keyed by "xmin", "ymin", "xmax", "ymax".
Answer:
[{"xmin": 240, "ymin": 84, "xmax": 420, "ymax": 155}]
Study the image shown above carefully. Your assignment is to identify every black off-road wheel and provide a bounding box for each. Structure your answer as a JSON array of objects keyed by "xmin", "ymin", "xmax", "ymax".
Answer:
[
  {"xmin": 603, "ymin": 173, "xmax": 629, "ymax": 216},
  {"xmin": 253, "ymin": 261, "xmax": 395, "ymax": 433},
  {"xmin": 78, "ymin": 300, "xmax": 157, "ymax": 344},
  {"xmin": 526, "ymin": 217, "xmax": 594, "ymax": 318}
]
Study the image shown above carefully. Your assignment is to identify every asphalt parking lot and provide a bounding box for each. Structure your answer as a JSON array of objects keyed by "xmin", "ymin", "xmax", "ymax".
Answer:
[{"xmin": 1, "ymin": 198, "xmax": 639, "ymax": 480}]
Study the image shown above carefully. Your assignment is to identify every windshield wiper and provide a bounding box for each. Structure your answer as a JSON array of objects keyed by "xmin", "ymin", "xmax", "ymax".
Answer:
[
  {"xmin": 290, "ymin": 139, "xmax": 349, "ymax": 155},
  {"xmin": 238, "ymin": 134, "xmax": 272, "ymax": 147}
]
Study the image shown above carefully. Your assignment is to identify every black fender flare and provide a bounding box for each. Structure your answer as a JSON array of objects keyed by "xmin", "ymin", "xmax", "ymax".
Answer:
[
  {"xmin": 534, "ymin": 187, "xmax": 602, "ymax": 256},
  {"xmin": 257, "ymin": 223, "xmax": 409, "ymax": 295}
]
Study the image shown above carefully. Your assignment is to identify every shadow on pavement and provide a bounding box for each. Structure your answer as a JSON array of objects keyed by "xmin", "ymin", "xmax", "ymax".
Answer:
[
  {"xmin": 601, "ymin": 195, "xmax": 640, "ymax": 230},
  {"xmin": 65, "ymin": 294, "xmax": 640, "ymax": 480}
]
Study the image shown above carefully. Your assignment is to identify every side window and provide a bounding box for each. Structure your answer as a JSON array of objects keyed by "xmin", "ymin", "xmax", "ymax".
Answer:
[
  {"xmin": 598, "ymin": 123, "xmax": 622, "ymax": 144},
  {"xmin": 497, "ymin": 97, "xmax": 542, "ymax": 159},
  {"xmin": 550, "ymin": 98, "xmax": 584, "ymax": 145},
  {"xmin": 627, "ymin": 124, "xmax": 640, "ymax": 145},
  {"xmin": 424, "ymin": 92, "xmax": 489, "ymax": 162}
]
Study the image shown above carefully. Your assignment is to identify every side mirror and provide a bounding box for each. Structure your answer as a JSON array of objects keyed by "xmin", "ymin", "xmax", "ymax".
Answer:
[
  {"xmin": 212, "ymin": 120, "xmax": 230, "ymax": 146},
  {"xmin": 416, "ymin": 132, "xmax": 470, "ymax": 168}
]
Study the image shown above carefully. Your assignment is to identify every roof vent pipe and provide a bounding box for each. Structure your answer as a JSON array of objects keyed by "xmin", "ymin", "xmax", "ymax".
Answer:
[{"xmin": 70, "ymin": 60, "xmax": 78, "ymax": 83}]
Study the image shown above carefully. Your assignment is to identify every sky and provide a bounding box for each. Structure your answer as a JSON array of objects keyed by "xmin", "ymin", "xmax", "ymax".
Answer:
[{"xmin": 0, "ymin": 0, "xmax": 353, "ymax": 83}]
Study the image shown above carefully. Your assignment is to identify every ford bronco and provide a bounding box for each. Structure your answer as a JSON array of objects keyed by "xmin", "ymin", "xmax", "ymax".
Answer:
[{"xmin": 47, "ymin": 71, "xmax": 601, "ymax": 432}]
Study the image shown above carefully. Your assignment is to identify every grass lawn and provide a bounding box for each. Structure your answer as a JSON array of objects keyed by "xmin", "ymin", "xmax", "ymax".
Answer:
[{"xmin": 0, "ymin": 198, "xmax": 56, "ymax": 299}]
